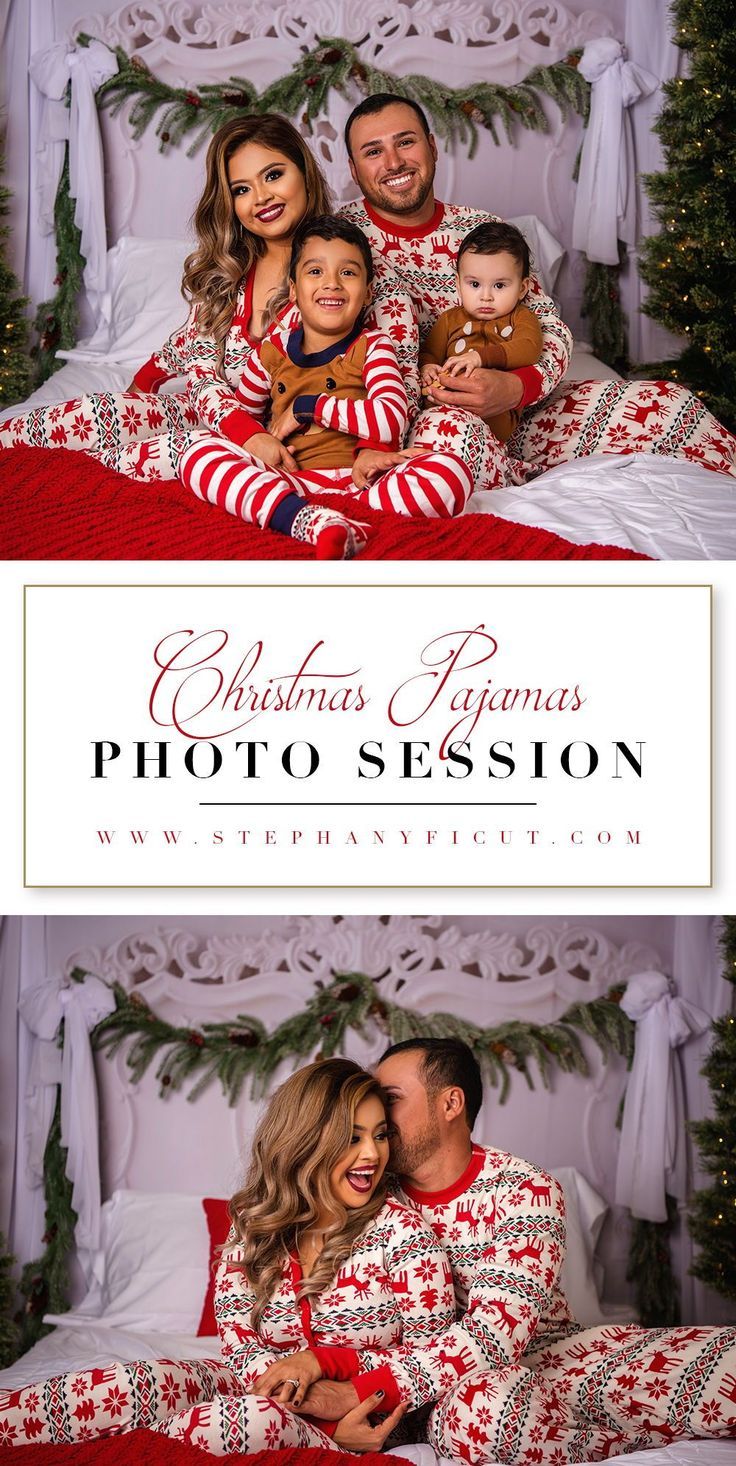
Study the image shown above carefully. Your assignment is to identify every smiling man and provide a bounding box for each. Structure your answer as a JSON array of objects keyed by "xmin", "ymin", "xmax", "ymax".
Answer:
[
  {"xmin": 294, "ymin": 1037, "xmax": 736, "ymax": 1462},
  {"xmin": 340, "ymin": 93, "xmax": 736, "ymax": 491}
]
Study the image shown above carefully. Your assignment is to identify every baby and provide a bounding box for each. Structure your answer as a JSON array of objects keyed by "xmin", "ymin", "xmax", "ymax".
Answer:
[{"xmin": 420, "ymin": 220, "xmax": 543, "ymax": 442}]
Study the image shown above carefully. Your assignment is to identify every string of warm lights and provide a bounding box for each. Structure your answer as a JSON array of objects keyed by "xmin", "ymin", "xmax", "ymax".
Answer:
[{"xmin": 688, "ymin": 917, "xmax": 736, "ymax": 1297}]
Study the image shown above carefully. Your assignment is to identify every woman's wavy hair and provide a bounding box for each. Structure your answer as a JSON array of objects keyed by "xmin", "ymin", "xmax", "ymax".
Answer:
[
  {"xmin": 182, "ymin": 113, "xmax": 332, "ymax": 362},
  {"xmin": 227, "ymin": 1058, "xmax": 387, "ymax": 1329}
]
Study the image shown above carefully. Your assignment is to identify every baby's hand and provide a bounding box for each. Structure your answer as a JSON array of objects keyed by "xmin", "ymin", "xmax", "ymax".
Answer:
[
  {"xmin": 421, "ymin": 363, "xmax": 443, "ymax": 389},
  {"xmin": 442, "ymin": 348, "xmax": 483, "ymax": 378},
  {"xmin": 271, "ymin": 407, "xmax": 300, "ymax": 442}
]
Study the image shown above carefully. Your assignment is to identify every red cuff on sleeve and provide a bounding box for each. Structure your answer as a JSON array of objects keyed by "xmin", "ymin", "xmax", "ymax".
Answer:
[
  {"xmin": 131, "ymin": 359, "xmax": 170, "ymax": 393},
  {"xmin": 352, "ymin": 438, "xmax": 391, "ymax": 457},
  {"xmin": 311, "ymin": 1345, "xmax": 361, "ymax": 1380},
  {"xmin": 351, "ymin": 1364, "xmax": 402, "ymax": 1413},
  {"xmin": 512, "ymin": 364, "xmax": 544, "ymax": 410},
  {"xmin": 219, "ymin": 407, "xmax": 266, "ymax": 446}
]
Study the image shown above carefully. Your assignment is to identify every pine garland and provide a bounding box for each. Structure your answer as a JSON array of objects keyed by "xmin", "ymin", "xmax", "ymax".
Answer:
[
  {"xmin": 627, "ymin": 1195, "xmax": 681, "ymax": 1327},
  {"xmin": 0, "ymin": 1230, "xmax": 20, "ymax": 1369},
  {"xmin": 688, "ymin": 915, "xmax": 736, "ymax": 1300},
  {"xmin": 91, "ymin": 967, "xmax": 634, "ymax": 1107},
  {"xmin": 17, "ymin": 1090, "xmax": 77, "ymax": 1357},
  {"xmin": 32, "ymin": 148, "xmax": 85, "ymax": 386},
  {"xmin": 581, "ymin": 242, "xmax": 629, "ymax": 371},
  {"xmin": 0, "ymin": 153, "xmax": 32, "ymax": 406}
]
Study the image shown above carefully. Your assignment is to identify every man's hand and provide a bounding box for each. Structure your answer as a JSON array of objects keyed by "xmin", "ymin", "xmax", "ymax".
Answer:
[
  {"xmin": 246, "ymin": 431, "xmax": 298, "ymax": 473},
  {"xmin": 352, "ymin": 446, "xmax": 426, "ymax": 491},
  {"xmin": 290, "ymin": 1379, "xmax": 360, "ymax": 1420},
  {"xmin": 333, "ymin": 1392, "xmax": 407, "ymax": 1453},
  {"xmin": 425, "ymin": 366, "xmax": 522, "ymax": 420},
  {"xmin": 271, "ymin": 408, "xmax": 301, "ymax": 443},
  {"xmin": 250, "ymin": 1349, "xmax": 321, "ymax": 1407}
]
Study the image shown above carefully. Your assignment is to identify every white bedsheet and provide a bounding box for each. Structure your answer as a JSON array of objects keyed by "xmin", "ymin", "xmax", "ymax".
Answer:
[
  {"xmin": 0, "ymin": 1326, "xmax": 731, "ymax": 1465},
  {"xmin": 3, "ymin": 361, "xmax": 735, "ymax": 561},
  {"xmin": 468, "ymin": 454, "xmax": 736, "ymax": 561}
]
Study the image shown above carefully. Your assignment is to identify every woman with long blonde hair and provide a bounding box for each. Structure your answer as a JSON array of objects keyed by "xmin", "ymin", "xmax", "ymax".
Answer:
[
  {"xmin": 1, "ymin": 113, "xmax": 331, "ymax": 483},
  {"xmin": 156, "ymin": 1057, "xmax": 455, "ymax": 1455}
]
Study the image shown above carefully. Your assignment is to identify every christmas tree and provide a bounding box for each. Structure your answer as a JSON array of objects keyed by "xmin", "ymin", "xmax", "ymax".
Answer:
[
  {"xmin": 0, "ymin": 155, "xmax": 32, "ymax": 407},
  {"xmin": 638, "ymin": 0, "xmax": 736, "ymax": 429},
  {"xmin": 688, "ymin": 917, "xmax": 736, "ymax": 1300}
]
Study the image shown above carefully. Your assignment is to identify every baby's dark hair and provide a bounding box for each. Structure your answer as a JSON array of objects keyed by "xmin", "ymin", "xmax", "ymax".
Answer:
[
  {"xmin": 289, "ymin": 214, "xmax": 374, "ymax": 284},
  {"xmin": 457, "ymin": 220, "xmax": 531, "ymax": 278}
]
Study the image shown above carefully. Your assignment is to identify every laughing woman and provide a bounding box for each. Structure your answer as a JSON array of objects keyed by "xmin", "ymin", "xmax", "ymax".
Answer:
[
  {"xmin": 156, "ymin": 1058, "xmax": 455, "ymax": 1454},
  {"xmin": 0, "ymin": 114, "xmax": 331, "ymax": 486}
]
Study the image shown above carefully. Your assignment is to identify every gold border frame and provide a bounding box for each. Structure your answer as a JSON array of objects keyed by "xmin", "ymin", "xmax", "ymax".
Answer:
[{"xmin": 23, "ymin": 582, "xmax": 714, "ymax": 890}]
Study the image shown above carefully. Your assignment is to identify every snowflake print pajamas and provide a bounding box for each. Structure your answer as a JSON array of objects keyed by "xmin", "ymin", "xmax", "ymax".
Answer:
[{"xmin": 339, "ymin": 198, "xmax": 736, "ymax": 484}]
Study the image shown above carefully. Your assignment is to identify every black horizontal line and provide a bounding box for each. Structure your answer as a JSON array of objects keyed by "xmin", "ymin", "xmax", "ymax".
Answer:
[{"xmin": 198, "ymin": 802, "xmax": 538, "ymax": 808}]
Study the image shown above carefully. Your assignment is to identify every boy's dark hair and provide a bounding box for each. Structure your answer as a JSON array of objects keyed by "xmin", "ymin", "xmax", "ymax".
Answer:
[
  {"xmin": 457, "ymin": 220, "xmax": 531, "ymax": 279},
  {"xmin": 344, "ymin": 92, "xmax": 432, "ymax": 159},
  {"xmin": 289, "ymin": 213, "xmax": 374, "ymax": 284},
  {"xmin": 379, "ymin": 1037, "xmax": 483, "ymax": 1128}
]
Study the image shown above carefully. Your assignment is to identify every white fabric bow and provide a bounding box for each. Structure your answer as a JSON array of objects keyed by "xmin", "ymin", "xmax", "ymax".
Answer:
[
  {"xmin": 19, "ymin": 974, "xmax": 117, "ymax": 1278},
  {"xmin": 29, "ymin": 40, "xmax": 119, "ymax": 318},
  {"xmin": 614, "ymin": 970, "xmax": 710, "ymax": 1221},
  {"xmin": 572, "ymin": 38, "xmax": 659, "ymax": 266}
]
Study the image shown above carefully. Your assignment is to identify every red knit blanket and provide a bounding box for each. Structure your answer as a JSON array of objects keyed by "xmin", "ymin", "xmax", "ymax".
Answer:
[
  {"xmin": 0, "ymin": 1441, "xmax": 404, "ymax": 1464},
  {"xmin": 0, "ymin": 448, "xmax": 648, "ymax": 560}
]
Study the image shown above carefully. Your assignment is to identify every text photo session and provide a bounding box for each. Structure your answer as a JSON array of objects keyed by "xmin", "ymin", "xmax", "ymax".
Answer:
[
  {"xmin": 0, "ymin": 0, "xmax": 734, "ymax": 559},
  {"xmin": 0, "ymin": 915, "xmax": 735, "ymax": 1463}
]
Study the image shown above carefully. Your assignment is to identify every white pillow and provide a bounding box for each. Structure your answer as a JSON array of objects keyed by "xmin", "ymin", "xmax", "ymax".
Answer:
[
  {"xmin": 58, "ymin": 236, "xmax": 192, "ymax": 367},
  {"xmin": 507, "ymin": 213, "xmax": 566, "ymax": 298},
  {"xmin": 45, "ymin": 1190, "xmax": 210, "ymax": 1333},
  {"xmin": 552, "ymin": 1166, "xmax": 609, "ymax": 1325}
]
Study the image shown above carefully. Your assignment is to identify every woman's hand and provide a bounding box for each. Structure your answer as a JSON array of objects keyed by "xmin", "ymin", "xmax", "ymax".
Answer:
[
  {"xmin": 270, "ymin": 408, "xmax": 301, "ymax": 443},
  {"xmin": 442, "ymin": 348, "xmax": 483, "ymax": 377},
  {"xmin": 424, "ymin": 365, "xmax": 522, "ymax": 419},
  {"xmin": 250, "ymin": 1349, "xmax": 322, "ymax": 1407},
  {"xmin": 246, "ymin": 431, "xmax": 298, "ymax": 473},
  {"xmin": 333, "ymin": 1392, "xmax": 407, "ymax": 1453}
]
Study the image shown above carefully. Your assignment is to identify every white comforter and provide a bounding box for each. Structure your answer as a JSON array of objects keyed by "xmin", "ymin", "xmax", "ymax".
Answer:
[{"xmin": 4, "ymin": 360, "xmax": 735, "ymax": 560}]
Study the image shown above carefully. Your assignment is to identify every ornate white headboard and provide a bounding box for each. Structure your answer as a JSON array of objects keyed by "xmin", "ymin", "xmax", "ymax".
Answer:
[
  {"xmin": 65, "ymin": 0, "xmax": 618, "ymax": 336},
  {"xmin": 67, "ymin": 914, "xmax": 664, "ymax": 1299}
]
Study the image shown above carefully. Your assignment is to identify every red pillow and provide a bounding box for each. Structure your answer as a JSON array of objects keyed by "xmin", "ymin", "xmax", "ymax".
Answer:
[{"xmin": 197, "ymin": 1197, "xmax": 232, "ymax": 1336}]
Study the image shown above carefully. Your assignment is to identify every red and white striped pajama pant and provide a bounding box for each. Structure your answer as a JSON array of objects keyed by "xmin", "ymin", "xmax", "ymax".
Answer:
[{"xmin": 178, "ymin": 434, "xmax": 474, "ymax": 524}]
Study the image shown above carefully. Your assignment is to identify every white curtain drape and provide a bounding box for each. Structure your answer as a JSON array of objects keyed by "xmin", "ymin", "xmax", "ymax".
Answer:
[
  {"xmin": 0, "ymin": 916, "xmax": 50, "ymax": 1273},
  {"xmin": 1, "ymin": 0, "xmax": 59, "ymax": 316},
  {"xmin": 623, "ymin": 0, "xmax": 686, "ymax": 362}
]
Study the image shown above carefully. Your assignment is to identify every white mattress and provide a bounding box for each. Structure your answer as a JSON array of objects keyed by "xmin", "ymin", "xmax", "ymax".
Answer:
[{"xmin": 3, "ymin": 358, "xmax": 735, "ymax": 560}]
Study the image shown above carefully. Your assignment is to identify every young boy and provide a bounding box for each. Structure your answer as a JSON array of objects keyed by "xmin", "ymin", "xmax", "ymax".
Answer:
[
  {"xmin": 420, "ymin": 220, "xmax": 543, "ymax": 443},
  {"xmin": 179, "ymin": 216, "xmax": 473, "ymax": 559}
]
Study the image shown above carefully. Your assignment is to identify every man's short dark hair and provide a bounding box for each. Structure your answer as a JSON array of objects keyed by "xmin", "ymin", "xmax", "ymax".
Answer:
[
  {"xmin": 289, "ymin": 214, "xmax": 374, "ymax": 284},
  {"xmin": 379, "ymin": 1037, "xmax": 483, "ymax": 1128},
  {"xmin": 344, "ymin": 92, "xmax": 432, "ymax": 159},
  {"xmin": 457, "ymin": 220, "xmax": 531, "ymax": 279}
]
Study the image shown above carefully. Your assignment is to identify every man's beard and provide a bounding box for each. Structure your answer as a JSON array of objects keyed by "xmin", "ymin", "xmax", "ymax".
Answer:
[
  {"xmin": 389, "ymin": 1112, "xmax": 441, "ymax": 1176},
  {"xmin": 364, "ymin": 171, "xmax": 434, "ymax": 218}
]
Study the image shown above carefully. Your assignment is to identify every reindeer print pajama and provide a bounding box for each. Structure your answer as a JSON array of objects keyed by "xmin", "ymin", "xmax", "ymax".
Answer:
[
  {"xmin": 340, "ymin": 198, "xmax": 736, "ymax": 481},
  {"xmin": 351, "ymin": 1145, "xmax": 736, "ymax": 1461}
]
